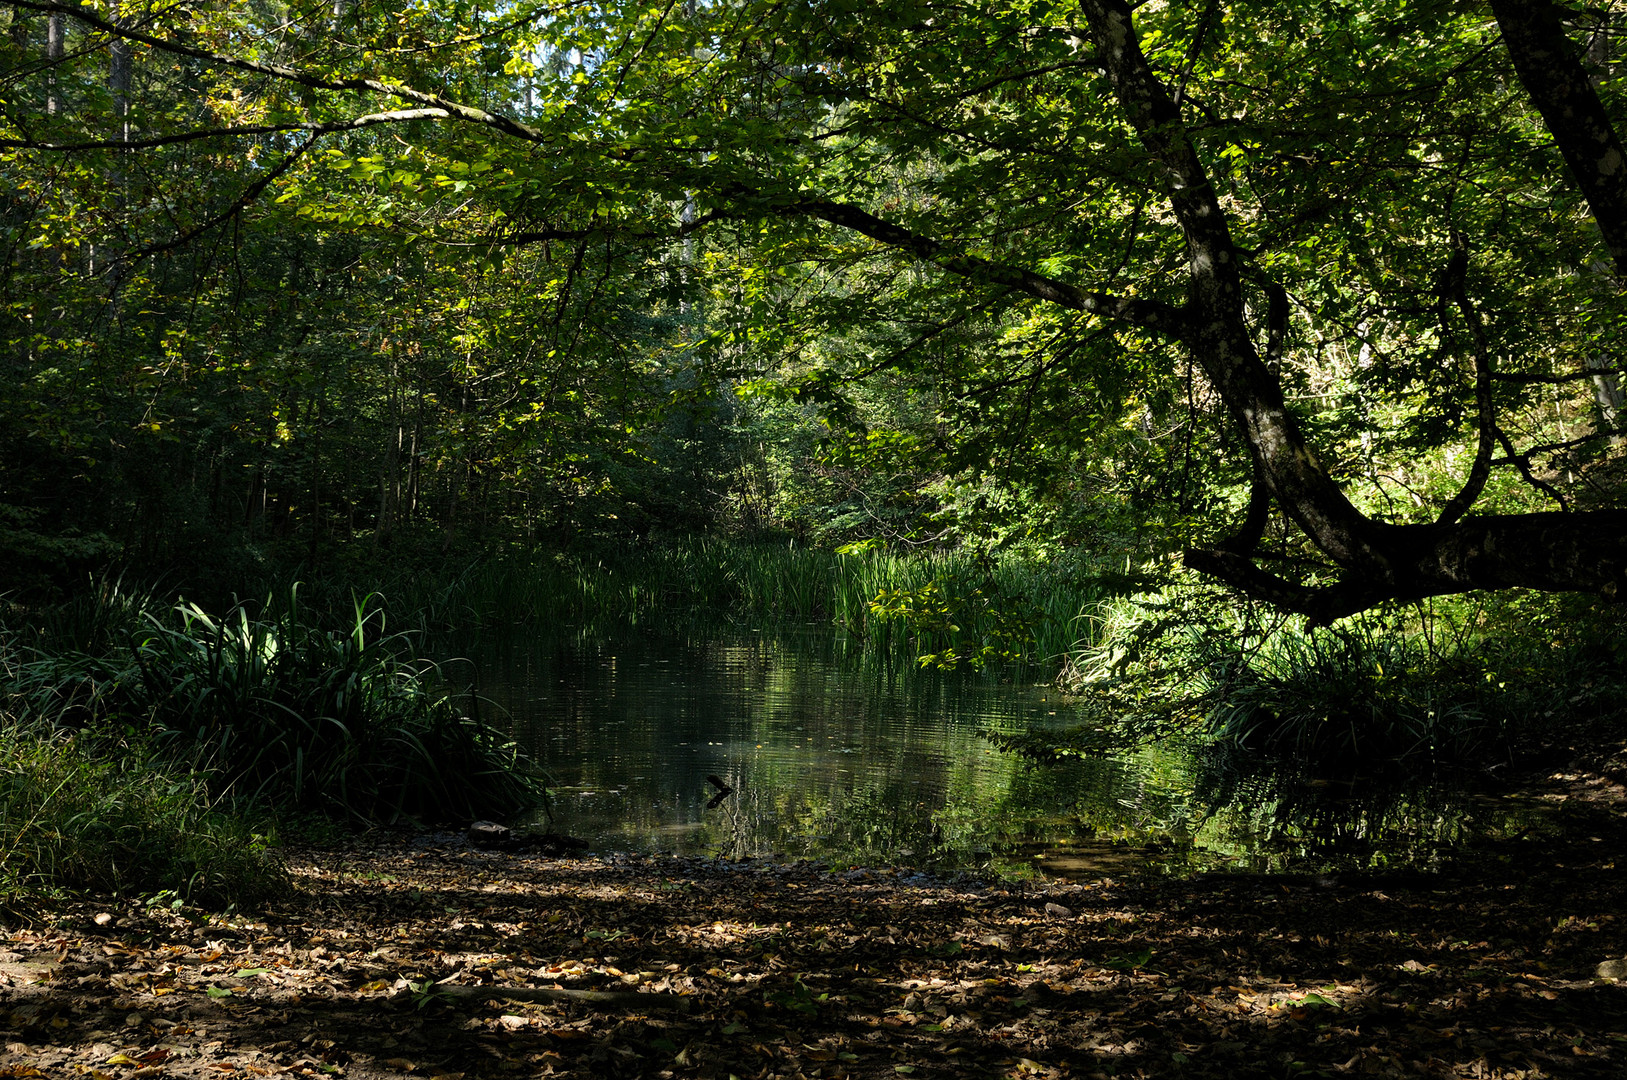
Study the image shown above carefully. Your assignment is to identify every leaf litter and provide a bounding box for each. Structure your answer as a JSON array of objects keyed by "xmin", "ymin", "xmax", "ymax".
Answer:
[{"xmin": 2, "ymin": 772, "xmax": 1626, "ymax": 1080}]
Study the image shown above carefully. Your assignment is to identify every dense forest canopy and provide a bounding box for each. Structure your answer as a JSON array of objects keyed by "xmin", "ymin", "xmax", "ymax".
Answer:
[{"xmin": 2, "ymin": 0, "xmax": 1625, "ymax": 618}]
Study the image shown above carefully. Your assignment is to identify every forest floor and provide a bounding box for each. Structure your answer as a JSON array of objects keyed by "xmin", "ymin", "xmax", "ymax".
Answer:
[{"xmin": 4, "ymin": 758, "xmax": 1627, "ymax": 1080}]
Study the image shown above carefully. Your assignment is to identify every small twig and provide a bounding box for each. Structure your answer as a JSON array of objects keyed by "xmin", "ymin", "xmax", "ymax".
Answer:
[{"xmin": 435, "ymin": 982, "xmax": 694, "ymax": 1011}]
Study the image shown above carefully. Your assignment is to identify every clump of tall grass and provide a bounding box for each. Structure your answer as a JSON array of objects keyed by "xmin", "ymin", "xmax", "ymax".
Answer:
[
  {"xmin": 0, "ymin": 723, "xmax": 286, "ymax": 916},
  {"xmin": 8, "ymin": 589, "xmax": 546, "ymax": 824}
]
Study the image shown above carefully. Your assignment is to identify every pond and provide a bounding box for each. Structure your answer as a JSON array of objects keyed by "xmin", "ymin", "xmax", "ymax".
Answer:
[{"xmin": 446, "ymin": 623, "xmax": 1541, "ymax": 879}]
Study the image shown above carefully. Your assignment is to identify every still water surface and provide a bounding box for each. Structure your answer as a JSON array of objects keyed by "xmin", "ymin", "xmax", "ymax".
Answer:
[{"xmin": 448, "ymin": 624, "xmax": 1519, "ymax": 879}]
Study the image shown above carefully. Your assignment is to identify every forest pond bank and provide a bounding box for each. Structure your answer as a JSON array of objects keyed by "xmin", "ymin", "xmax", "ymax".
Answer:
[{"xmin": 449, "ymin": 623, "xmax": 1582, "ymax": 880}]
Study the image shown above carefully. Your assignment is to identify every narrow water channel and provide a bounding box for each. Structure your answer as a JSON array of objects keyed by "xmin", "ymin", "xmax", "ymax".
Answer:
[{"xmin": 445, "ymin": 623, "xmax": 1530, "ymax": 878}]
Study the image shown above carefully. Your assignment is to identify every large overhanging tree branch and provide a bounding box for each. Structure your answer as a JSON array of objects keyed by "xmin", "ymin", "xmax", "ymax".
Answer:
[
  {"xmin": 0, "ymin": 109, "xmax": 451, "ymax": 152},
  {"xmin": 1074, "ymin": 0, "xmax": 1627, "ymax": 621},
  {"xmin": 790, "ymin": 199, "xmax": 1187, "ymax": 335},
  {"xmin": 1080, "ymin": 0, "xmax": 1387, "ymax": 573}
]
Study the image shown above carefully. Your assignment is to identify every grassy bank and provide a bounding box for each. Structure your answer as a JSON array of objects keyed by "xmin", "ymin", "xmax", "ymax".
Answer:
[
  {"xmin": 0, "ymin": 584, "xmax": 547, "ymax": 913},
  {"xmin": 0, "ymin": 723, "xmax": 286, "ymax": 917}
]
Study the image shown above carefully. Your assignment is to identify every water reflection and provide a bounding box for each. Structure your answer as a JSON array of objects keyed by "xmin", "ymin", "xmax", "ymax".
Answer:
[{"xmin": 444, "ymin": 624, "xmax": 1519, "ymax": 878}]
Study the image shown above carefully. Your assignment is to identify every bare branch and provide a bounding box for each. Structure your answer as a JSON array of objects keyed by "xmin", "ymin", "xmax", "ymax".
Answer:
[
  {"xmin": 1493, "ymin": 366, "xmax": 1626, "ymax": 386},
  {"xmin": 1262, "ymin": 280, "xmax": 1288, "ymax": 366},
  {"xmin": 126, "ymin": 133, "xmax": 321, "ymax": 263},
  {"xmin": 8, "ymin": 1, "xmax": 546, "ymax": 144},
  {"xmin": 0, "ymin": 109, "xmax": 451, "ymax": 152},
  {"xmin": 1182, "ymin": 548, "xmax": 1375, "ymax": 626},
  {"xmin": 1494, "ymin": 426, "xmax": 1571, "ymax": 511},
  {"xmin": 1217, "ymin": 452, "xmax": 1272, "ymax": 557}
]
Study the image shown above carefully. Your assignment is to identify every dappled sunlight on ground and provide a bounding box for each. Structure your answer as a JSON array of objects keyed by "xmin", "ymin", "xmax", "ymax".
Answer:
[{"xmin": 4, "ymin": 790, "xmax": 1627, "ymax": 1079}]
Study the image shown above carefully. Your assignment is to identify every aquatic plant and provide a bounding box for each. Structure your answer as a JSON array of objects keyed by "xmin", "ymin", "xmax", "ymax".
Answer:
[{"xmin": 361, "ymin": 537, "xmax": 1106, "ymax": 674}]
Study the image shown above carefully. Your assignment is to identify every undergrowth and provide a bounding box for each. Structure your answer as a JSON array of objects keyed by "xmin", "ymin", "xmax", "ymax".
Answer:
[
  {"xmin": 0, "ymin": 723, "xmax": 285, "ymax": 917},
  {"xmin": 6, "ymin": 587, "xmax": 546, "ymax": 824},
  {"xmin": 1, "ymin": 582, "xmax": 550, "ymax": 911}
]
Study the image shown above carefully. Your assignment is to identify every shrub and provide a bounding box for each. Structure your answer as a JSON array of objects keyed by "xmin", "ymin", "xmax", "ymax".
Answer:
[
  {"xmin": 1026, "ymin": 582, "xmax": 1627, "ymax": 774},
  {"xmin": 1198, "ymin": 625, "xmax": 1504, "ymax": 768}
]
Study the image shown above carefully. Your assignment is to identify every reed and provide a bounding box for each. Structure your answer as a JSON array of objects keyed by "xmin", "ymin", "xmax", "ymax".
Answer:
[{"xmin": 371, "ymin": 538, "xmax": 1106, "ymax": 675}]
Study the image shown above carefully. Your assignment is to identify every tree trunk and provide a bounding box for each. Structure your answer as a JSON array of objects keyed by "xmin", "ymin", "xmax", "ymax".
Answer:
[
  {"xmin": 46, "ymin": 11, "xmax": 61, "ymax": 116},
  {"xmin": 109, "ymin": 10, "xmax": 130, "ymax": 144},
  {"xmin": 1077, "ymin": 0, "xmax": 1627, "ymax": 620},
  {"xmin": 1490, "ymin": 0, "xmax": 1627, "ymax": 279}
]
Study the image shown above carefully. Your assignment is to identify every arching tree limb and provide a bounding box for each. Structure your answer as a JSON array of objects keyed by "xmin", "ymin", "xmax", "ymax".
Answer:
[{"xmin": 1080, "ymin": 0, "xmax": 1386, "ymax": 573}]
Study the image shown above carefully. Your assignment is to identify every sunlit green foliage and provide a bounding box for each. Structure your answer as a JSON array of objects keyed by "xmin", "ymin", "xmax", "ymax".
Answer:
[
  {"xmin": 3, "ymin": 0, "xmax": 1621, "ymax": 601},
  {"xmin": 1, "ymin": 0, "xmax": 1626, "ymax": 862}
]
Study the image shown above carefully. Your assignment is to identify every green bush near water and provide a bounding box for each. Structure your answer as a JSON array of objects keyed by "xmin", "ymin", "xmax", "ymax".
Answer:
[
  {"xmin": 1014, "ymin": 582, "xmax": 1627, "ymax": 775},
  {"xmin": 11, "ymin": 589, "xmax": 545, "ymax": 824},
  {"xmin": 1199, "ymin": 626, "xmax": 1506, "ymax": 765}
]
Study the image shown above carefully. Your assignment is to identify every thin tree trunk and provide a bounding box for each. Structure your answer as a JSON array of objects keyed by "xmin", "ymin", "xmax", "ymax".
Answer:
[
  {"xmin": 46, "ymin": 11, "xmax": 61, "ymax": 115},
  {"xmin": 109, "ymin": 35, "xmax": 129, "ymax": 144},
  {"xmin": 1590, "ymin": 355, "xmax": 1625, "ymax": 446},
  {"xmin": 378, "ymin": 364, "xmax": 400, "ymax": 543}
]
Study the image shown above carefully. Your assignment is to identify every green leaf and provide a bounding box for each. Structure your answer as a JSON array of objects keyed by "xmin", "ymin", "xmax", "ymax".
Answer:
[{"xmin": 1103, "ymin": 948, "xmax": 1154, "ymax": 970}]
